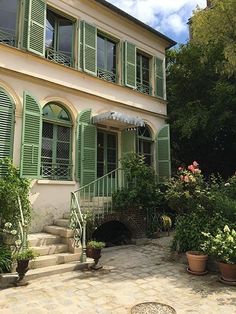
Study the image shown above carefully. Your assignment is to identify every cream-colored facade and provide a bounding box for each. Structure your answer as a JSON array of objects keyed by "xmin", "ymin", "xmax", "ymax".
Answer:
[{"xmin": 0, "ymin": 0, "xmax": 175, "ymax": 232}]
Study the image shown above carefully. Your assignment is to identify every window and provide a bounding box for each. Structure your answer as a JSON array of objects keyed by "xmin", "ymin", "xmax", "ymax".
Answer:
[
  {"xmin": 137, "ymin": 126, "xmax": 153, "ymax": 166},
  {"xmin": 45, "ymin": 9, "xmax": 74, "ymax": 67},
  {"xmin": 97, "ymin": 34, "xmax": 117, "ymax": 83},
  {"xmin": 136, "ymin": 52, "xmax": 151, "ymax": 95},
  {"xmin": 0, "ymin": 0, "xmax": 19, "ymax": 47},
  {"xmin": 41, "ymin": 103, "xmax": 72, "ymax": 180}
]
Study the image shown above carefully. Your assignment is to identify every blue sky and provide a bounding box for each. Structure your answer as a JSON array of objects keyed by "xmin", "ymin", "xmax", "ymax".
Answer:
[{"xmin": 106, "ymin": 0, "xmax": 207, "ymax": 44}]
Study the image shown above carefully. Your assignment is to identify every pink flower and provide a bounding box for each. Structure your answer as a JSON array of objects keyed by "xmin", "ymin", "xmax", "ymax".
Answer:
[
  {"xmin": 193, "ymin": 161, "xmax": 199, "ymax": 168},
  {"xmin": 188, "ymin": 165, "xmax": 195, "ymax": 173},
  {"xmin": 194, "ymin": 169, "xmax": 201, "ymax": 174},
  {"xmin": 178, "ymin": 167, "xmax": 183, "ymax": 171},
  {"xmin": 180, "ymin": 175, "xmax": 184, "ymax": 181},
  {"xmin": 184, "ymin": 175, "xmax": 190, "ymax": 183}
]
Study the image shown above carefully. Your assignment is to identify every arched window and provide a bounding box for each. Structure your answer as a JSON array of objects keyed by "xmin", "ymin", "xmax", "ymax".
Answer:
[
  {"xmin": 137, "ymin": 125, "xmax": 153, "ymax": 166},
  {"xmin": 41, "ymin": 103, "xmax": 72, "ymax": 180}
]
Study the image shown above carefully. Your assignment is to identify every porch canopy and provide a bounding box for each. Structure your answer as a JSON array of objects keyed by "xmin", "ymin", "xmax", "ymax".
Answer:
[{"xmin": 92, "ymin": 111, "xmax": 145, "ymax": 129}]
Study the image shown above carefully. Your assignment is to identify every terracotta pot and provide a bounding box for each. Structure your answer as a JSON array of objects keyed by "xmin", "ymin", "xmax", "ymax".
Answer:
[
  {"xmin": 218, "ymin": 262, "xmax": 236, "ymax": 282},
  {"xmin": 186, "ymin": 251, "xmax": 208, "ymax": 273}
]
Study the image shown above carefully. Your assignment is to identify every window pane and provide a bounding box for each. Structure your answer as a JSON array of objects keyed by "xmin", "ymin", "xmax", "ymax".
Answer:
[
  {"xmin": 107, "ymin": 134, "xmax": 116, "ymax": 148},
  {"xmin": 57, "ymin": 126, "xmax": 70, "ymax": 142},
  {"xmin": 143, "ymin": 141, "xmax": 151, "ymax": 154},
  {"xmin": 42, "ymin": 122, "xmax": 53, "ymax": 139},
  {"xmin": 107, "ymin": 41, "xmax": 116, "ymax": 72},
  {"xmin": 97, "ymin": 49, "xmax": 105, "ymax": 69},
  {"xmin": 46, "ymin": 12, "xmax": 55, "ymax": 48},
  {"xmin": 0, "ymin": 0, "xmax": 18, "ymax": 35},
  {"xmin": 42, "ymin": 139, "xmax": 53, "ymax": 159},
  {"xmin": 97, "ymin": 35, "xmax": 105, "ymax": 50},
  {"xmin": 57, "ymin": 142, "xmax": 70, "ymax": 159},
  {"xmin": 58, "ymin": 20, "xmax": 73, "ymax": 56},
  {"xmin": 142, "ymin": 56, "xmax": 149, "ymax": 69},
  {"xmin": 107, "ymin": 149, "xmax": 116, "ymax": 163}
]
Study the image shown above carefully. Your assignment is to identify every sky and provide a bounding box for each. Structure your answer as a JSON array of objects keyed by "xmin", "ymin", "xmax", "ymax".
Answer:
[{"xmin": 106, "ymin": 0, "xmax": 207, "ymax": 44}]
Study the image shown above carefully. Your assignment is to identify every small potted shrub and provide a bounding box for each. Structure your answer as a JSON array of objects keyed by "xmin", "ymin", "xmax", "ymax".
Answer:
[
  {"xmin": 86, "ymin": 241, "xmax": 105, "ymax": 270},
  {"xmin": 13, "ymin": 249, "xmax": 38, "ymax": 285},
  {"xmin": 202, "ymin": 225, "xmax": 236, "ymax": 283}
]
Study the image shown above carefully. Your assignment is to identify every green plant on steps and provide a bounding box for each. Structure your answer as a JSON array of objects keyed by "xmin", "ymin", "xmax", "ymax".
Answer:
[
  {"xmin": 87, "ymin": 241, "xmax": 105, "ymax": 249},
  {"xmin": 13, "ymin": 249, "xmax": 38, "ymax": 261}
]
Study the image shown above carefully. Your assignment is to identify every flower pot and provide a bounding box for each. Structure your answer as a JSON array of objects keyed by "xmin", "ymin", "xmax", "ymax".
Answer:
[
  {"xmin": 86, "ymin": 248, "xmax": 102, "ymax": 270},
  {"xmin": 16, "ymin": 259, "xmax": 30, "ymax": 284},
  {"xmin": 186, "ymin": 251, "xmax": 208, "ymax": 275},
  {"xmin": 218, "ymin": 262, "xmax": 236, "ymax": 282}
]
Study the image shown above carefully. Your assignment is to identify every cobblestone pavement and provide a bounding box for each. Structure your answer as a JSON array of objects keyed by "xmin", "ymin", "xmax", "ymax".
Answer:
[{"xmin": 0, "ymin": 237, "xmax": 235, "ymax": 314}]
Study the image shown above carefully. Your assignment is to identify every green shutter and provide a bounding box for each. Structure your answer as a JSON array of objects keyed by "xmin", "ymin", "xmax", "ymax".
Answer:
[
  {"xmin": 155, "ymin": 57, "xmax": 164, "ymax": 98},
  {"xmin": 124, "ymin": 41, "xmax": 136, "ymax": 88},
  {"xmin": 20, "ymin": 92, "xmax": 42, "ymax": 178},
  {"xmin": 156, "ymin": 124, "xmax": 171, "ymax": 183},
  {"xmin": 76, "ymin": 109, "xmax": 97, "ymax": 186},
  {"xmin": 0, "ymin": 89, "xmax": 15, "ymax": 177},
  {"xmin": 83, "ymin": 21, "xmax": 97, "ymax": 75},
  {"xmin": 78, "ymin": 20, "xmax": 84, "ymax": 70},
  {"xmin": 23, "ymin": 0, "xmax": 46, "ymax": 56},
  {"xmin": 121, "ymin": 129, "xmax": 136, "ymax": 157}
]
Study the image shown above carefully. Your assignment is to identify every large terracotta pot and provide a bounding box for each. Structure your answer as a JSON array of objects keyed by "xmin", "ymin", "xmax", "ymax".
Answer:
[
  {"xmin": 186, "ymin": 251, "xmax": 208, "ymax": 274},
  {"xmin": 218, "ymin": 262, "xmax": 236, "ymax": 282}
]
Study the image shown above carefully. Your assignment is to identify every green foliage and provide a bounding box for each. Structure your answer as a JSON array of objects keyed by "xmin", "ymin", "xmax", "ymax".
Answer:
[
  {"xmin": 87, "ymin": 241, "xmax": 105, "ymax": 249},
  {"xmin": 201, "ymin": 225, "xmax": 236, "ymax": 264},
  {"xmin": 191, "ymin": 0, "xmax": 236, "ymax": 76},
  {"xmin": 0, "ymin": 158, "xmax": 31, "ymax": 231},
  {"xmin": 172, "ymin": 208, "xmax": 230, "ymax": 253},
  {"xmin": 0, "ymin": 246, "xmax": 12, "ymax": 273},
  {"xmin": 13, "ymin": 249, "xmax": 38, "ymax": 261},
  {"xmin": 113, "ymin": 153, "xmax": 163, "ymax": 210},
  {"xmin": 167, "ymin": 42, "xmax": 236, "ymax": 178}
]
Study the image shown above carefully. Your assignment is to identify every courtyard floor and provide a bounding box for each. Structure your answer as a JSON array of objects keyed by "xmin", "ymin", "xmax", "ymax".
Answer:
[{"xmin": 0, "ymin": 236, "xmax": 235, "ymax": 314}]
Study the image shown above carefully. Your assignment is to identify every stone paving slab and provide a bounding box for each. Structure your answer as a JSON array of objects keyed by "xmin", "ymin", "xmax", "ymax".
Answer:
[{"xmin": 0, "ymin": 236, "xmax": 235, "ymax": 314}]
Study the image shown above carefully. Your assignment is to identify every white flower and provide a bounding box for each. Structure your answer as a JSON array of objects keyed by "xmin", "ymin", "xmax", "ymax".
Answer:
[
  {"xmin": 224, "ymin": 183, "xmax": 230, "ymax": 186},
  {"xmin": 224, "ymin": 225, "xmax": 230, "ymax": 233},
  {"xmin": 4, "ymin": 222, "xmax": 12, "ymax": 228},
  {"xmin": 10, "ymin": 230, "xmax": 17, "ymax": 235}
]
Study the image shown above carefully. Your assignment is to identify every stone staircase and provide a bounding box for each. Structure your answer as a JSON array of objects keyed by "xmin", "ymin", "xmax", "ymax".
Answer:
[{"xmin": 25, "ymin": 212, "xmax": 91, "ymax": 280}]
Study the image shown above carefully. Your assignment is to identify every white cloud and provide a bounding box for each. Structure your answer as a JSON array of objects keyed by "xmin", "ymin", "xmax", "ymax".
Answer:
[{"xmin": 107, "ymin": 0, "xmax": 206, "ymax": 40}]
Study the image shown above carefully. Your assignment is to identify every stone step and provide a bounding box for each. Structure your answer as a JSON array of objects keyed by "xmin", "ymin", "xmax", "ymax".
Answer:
[
  {"xmin": 31, "ymin": 244, "xmax": 69, "ymax": 256},
  {"xmin": 44, "ymin": 225, "xmax": 74, "ymax": 238},
  {"xmin": 28, "ymin": 233, "xmax": 62, "ymax": 247},
  {"xmin": 26, "ymin": 259, "xmax": 93, "ymax": 281},
  {"xmin": 29, "ymin": 252, "xmax": 81, "ymax": 269},
  {"xmin": 54, "ymin": 218, "xmax": 70, "ymax": 228}
]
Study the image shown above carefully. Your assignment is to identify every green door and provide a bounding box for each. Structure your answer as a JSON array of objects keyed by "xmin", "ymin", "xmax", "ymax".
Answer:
[{"xmin": 97, "ymin": 130, "xmax": 117, "ymax": 195}]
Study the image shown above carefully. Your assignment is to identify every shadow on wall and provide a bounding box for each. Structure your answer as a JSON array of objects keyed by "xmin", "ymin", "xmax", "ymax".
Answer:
[{"xmin": 92, "ymin": 220, "xmax": 132, "ymax": 247}]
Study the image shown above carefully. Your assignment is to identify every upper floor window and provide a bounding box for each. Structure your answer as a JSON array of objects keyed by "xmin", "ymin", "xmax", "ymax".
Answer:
[
  {"xmin": 136, "ymin": 52, "xmax": 151, "ymax": 95},
  {"xmin": 97, "ymin": 34, "xmax": 117, "ymax": 83},
  {"xmin": 0, "ymin": 0, "xmax": 19, "ymax": 47},
  {"xmin": 41, "ymin": 103, "xmax": 72, "ymax": 180},
  {"xmin": 46, "ymin": 9, "xmax": 74, "ymax": 67},
  {"xmin": 137, "ymin": 126, "xmax": 153, "ymax": 166}
]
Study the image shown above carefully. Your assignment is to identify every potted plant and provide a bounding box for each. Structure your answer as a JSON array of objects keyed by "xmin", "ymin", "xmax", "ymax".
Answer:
[
  {"xmin": 13, "ymin": 249, "xmax": 38, "ymax": 285},
  {"xmin": 86, "ymin": 241, "xmax": 105, "ymax": 270},
  {"xmin": 201, "ymin": 225, "xmax": 236, "ymax": 283},
  {"xmin": 186, "ymin": 250, "xmax": 208, "ymax": 275}
]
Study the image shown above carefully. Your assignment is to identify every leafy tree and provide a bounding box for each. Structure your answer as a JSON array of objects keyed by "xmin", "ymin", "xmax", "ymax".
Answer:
[
  {"xmin": 191, "ymin": 0, "xmax": 236, "ymax": 76},
  {"xmin": 167, "ymin": 43, "xmax": 236, "ymax": 177}
]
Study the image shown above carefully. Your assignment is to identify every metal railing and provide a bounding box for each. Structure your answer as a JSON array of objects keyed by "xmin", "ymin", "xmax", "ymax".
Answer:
[
  {"xmin": 136, "ymin": 82, "xmax": 152, "ymax": 95},
  {"xmin": 45, "ymin": 47, "xmax": 73, "ymax": 67},
  {"xmin": 69, "ymin": 168, "xmax": 126, "ymax": 259},
  {"xmin": 41, "ymin": 162, "xmax": 72, "ymax": 180},
  {"xmin": 97, "ymin": 68, "xmax": 117, "ymax": 83},
  {"xmin": 0, "ymin": 28, "xmax": 16, "ymax": 47}
]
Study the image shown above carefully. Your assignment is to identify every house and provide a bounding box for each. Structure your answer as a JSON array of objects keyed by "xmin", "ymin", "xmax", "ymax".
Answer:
[{"xmin": 0, "ymin": 1, "xmax": 175, "ymax": 238}]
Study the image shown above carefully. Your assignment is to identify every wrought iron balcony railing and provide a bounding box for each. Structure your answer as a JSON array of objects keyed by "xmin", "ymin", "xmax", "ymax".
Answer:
[
  {"xmin": 45, "ymin": 48, "xmax": 73, "ymax": 67},
  {"xmin": 97, "ymin": 68, "xmax": 117, "ymax": 83},
  {"xmin": 136, "ymin": 82, "xmax": 152, "ymax": 95},
  {"xmin": 41, "ymin": 162, "xmax": 72, "ymax": 180},
  {"xmin": 0, "ymin": 28, "xmax": 16, "ymax": 47}
]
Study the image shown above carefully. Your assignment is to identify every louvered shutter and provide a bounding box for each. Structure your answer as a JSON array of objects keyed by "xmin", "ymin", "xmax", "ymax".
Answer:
[
  {"xmin": 76, "ymin": 109, "xmax": 97, "ymax": 186},
  {"xmin": 156, "ymin": 124, "xmax": 171, "ymax": 183},
  {"xmin": 20, "ymin": 92, "xmax": 42, "ymax": 178},
  {"xmin": 121, "ymin": 129, "xmax": 136, "ymax": 157},
  {"xmin": 23, "ymin": 0, "xmax": 46, "ymax": 56},
  {"xmin": 155, "ymin": 57, "xmax": 164, "ymax": 98},
  {"xmin": 124, "ymin": 41, "xmax": 136, "ymax": 88},
  {"xmin": 0, "ymin": 89, "xmax": 15, "ymax": 177},
  {"xmin": 83, "ymin": 22, "xmax": 97, "ymax": 75},
  {"xmin": 78, "ymin": 20, "xmax": 84, "ymax": 70}
]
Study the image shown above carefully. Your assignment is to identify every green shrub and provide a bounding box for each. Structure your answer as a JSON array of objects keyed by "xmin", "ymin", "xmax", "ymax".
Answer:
[
  {"xmin": 0, "ymin": 158, "xmax": 31, "ymax": 231},
  {"xmin": 13, "ymin": 249, "xmax": 38, "ymax": 261},
  {"xmin": 87, "ymin": 241, "xmax": 105, "ymax": 249},
  {"xmin": 0, "ymin": 246, "xmax": 12, "ymax": 273}
]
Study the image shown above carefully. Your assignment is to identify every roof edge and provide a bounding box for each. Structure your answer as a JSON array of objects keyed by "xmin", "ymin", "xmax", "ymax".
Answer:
[{"xmin": 94, "ymin": 0, "xmax": 176, "ymax": 49}]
